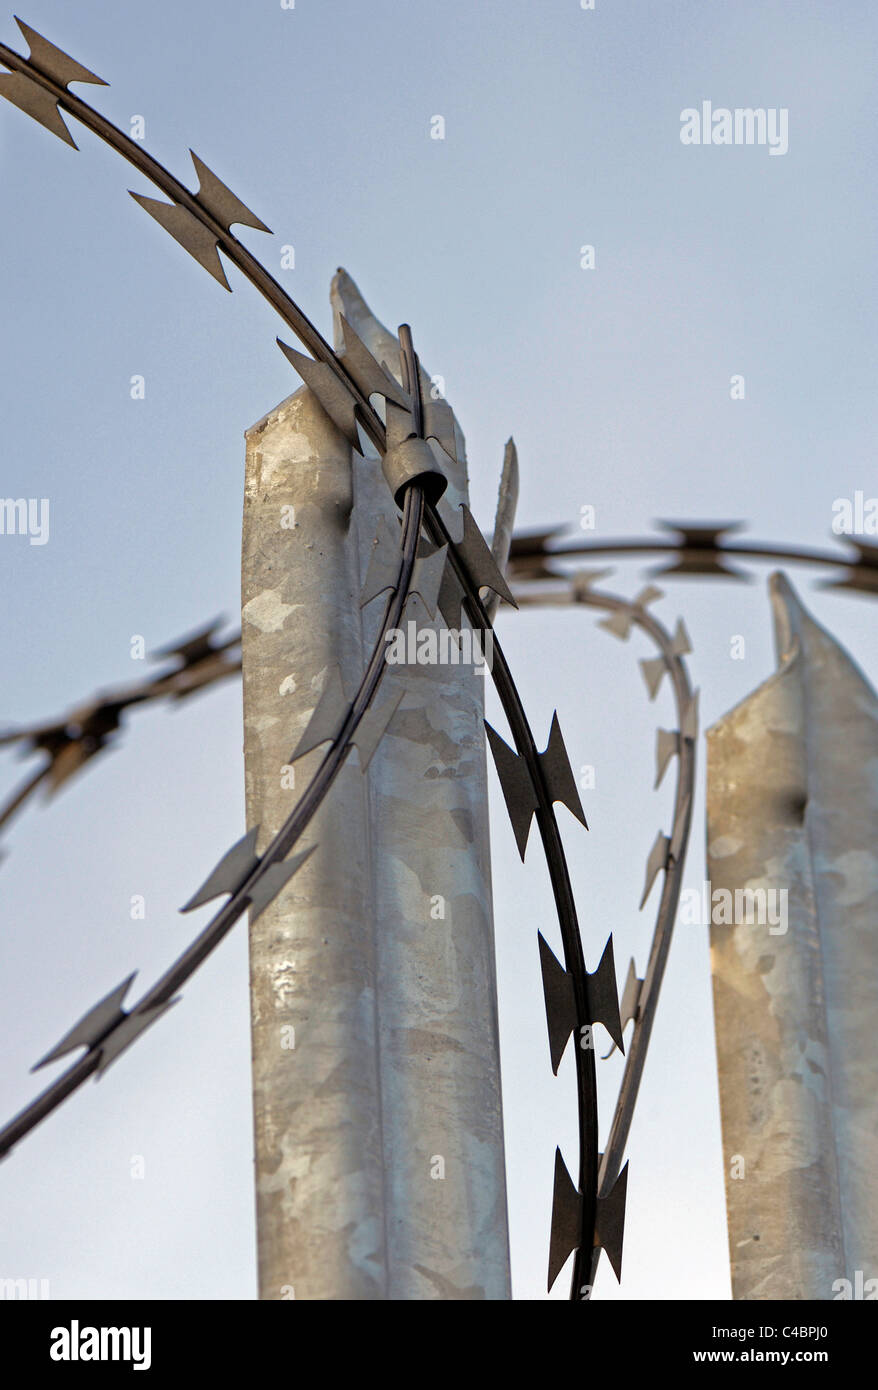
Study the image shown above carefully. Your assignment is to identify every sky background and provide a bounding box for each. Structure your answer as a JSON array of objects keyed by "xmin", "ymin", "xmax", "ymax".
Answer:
[{"xmin": 0, "ymin": 0, "xmax": 875, "ymax": 1300}]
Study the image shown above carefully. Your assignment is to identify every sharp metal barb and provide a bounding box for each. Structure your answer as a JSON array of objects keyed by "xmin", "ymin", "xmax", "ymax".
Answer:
[
  {"xmin": 537, "ymin": 933, "xmax": 577, "ymax": 1075},
  {"xmin": 654, "ymin": 728, "xmax": 680, "ymax": 789},
  {"xmin": 540, "ymin": 712, "xmax": 588, "ymax": 832},
  {"xmin": 587, "ymin": 935, "xmax": 624, "ymax": 1054},
  {"xmin": 598, "ymin": 608, "xmax": 635, "ymax": 641},
  {"xmin": 650, "ymin": 553, "xmax": 750, "ymax": 582},
  {"xmin": 421, "ymin": 395, "xmax": 459, "ymax": 465},
  {"xmin": 189, "ymin": 150, "xmax": 271, "ymax": 234},
  {"xmin": 485, "ymin": 437, "xmax": 520, "ymax": 624},
  {"xmin": 13, "ymin": 17, "xmax": 108, "ymax": 89},
  {"xmin": 408, "ymin": 543, "xmax": 449, "ymax": 620},
  {"xmin": 360, "ymin": 518, "xmax": 402, "ymax": 607},
  {"xmin": 246, "ymin": 846, "xmax": 314, "ymax": 920},
  {"xmin": 45, "ymin": 736, "xmax": 107, "ymax": 793},
  {"xmin": 597, "ymin": 586, "xmax": 662, "ymax": 641},
  {"xmin": 289, "ymin": 667, "xmax": 350, "ymax": 763},
  {"xmin": 95, "ymin": 998, "xmax": 180, "ymax": 1076},
  {"xmin": 619, "ymin": 959, "xmax": 643, "ymax": 1032},
  {"xmin": 820, "ymin": 540, "xmax": 878, "ymax": 595},
  {"xmin": 639, "ymin": 655, "xmax": 668, "ymax": 701},
  {"xmin": 339, "ymin": 315, "xmax": 411, "ymax": 409},
  {"xmin": 639, "ymin": 831, "xmax": 671, "ymax": 910},
  {"xmin": 594, "ymin": 1162, "xmax": 628, "ymax": 1281},
  {"xmin": 570, "ymin": 567, "xmax": 616, "ymax": 597},
  {"xmin": 602, "ymin": 959, "xmax": 643, "ymax": 1059},
  {"xmin": 150, "ymin": 616, "xmax": 226, "ymax": 667},
  {"xmin": 548, "ymin": 1147, "xmax": 582, "ymax": 1292},
  {"xmin": 130, "ymin": 192, "xmax": 231, "ymax": 289},
  {"xmin": 485, "ymin": 713, "xmax": 586, "ymax": 859},
  {"xmin": 351, "ymin": 689, "xmax": 404, "ymax": 770},
  {"xmin": 437, "ymin": 503, "xmax": 518, "ymax": 619},
  {"xmin": 671, "ymin": 616, "xmax": 692, "ymax": 656},
  {"xmin": 158, "ymin": 651, "xmax": 241, "ymax": 703},
  {"xmin": 655, "ymin": 520, "xmax": 745, "ymax": 550},
  {"xmin": 0, "ymin": 69, "xmax": 77, "ymax": 145},
  {"xmin": 384, "ymin": 396, "xmax": 416, "ymax": 451},
  {"xmin": 180, "ymin": 826, "xmax": 261, "ymax": 912},
  {"xmin": 484, "ymin": 722, "xmax": 540, "ymax": 860},
  {"xmin": 276, "ymin": 340, "xmax": 361, "ymax": 448},
  {"xmin": 633, "ymin": 584, "xmax": 664, "ymax": 609},
  {"xmin": 31, "ymin": 973, "xmax": 137, "ymax": 1071}
]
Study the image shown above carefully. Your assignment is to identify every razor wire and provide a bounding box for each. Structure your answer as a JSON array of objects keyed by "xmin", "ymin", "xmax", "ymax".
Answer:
[
  {"xmin": 514, "ymin": 576, "xmax": 697, "ymax": 1215},
  {"xmin": 0, "ymin": 17, "xmax": 624, "ymax": 1299}
]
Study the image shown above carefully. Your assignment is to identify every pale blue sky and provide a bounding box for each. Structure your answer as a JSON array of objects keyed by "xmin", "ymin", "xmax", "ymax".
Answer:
[{"xmin": 0, "ymin": 0, "xmax": 875, "ymax": 1300}]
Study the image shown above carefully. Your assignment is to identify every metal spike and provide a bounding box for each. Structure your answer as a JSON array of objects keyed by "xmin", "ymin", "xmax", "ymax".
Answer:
[
  {"xmin": 656, "ymin": 520, "xmax": 744, "ymax": 549},
  {"xmin": 587, "ymin": 935, "xmax": 624, "ymax": 1054},
  {"xmin": 151, "ymin": 616, "xmax": 225, "ymax": 667},
  {"xmin": 601, "ymin": 960, "xmax": 644, "ymax": 1059},
  {"xmin": 289, "ymin": 667, "xmax": 350, "ymax": 762},
  {"xmin": 339, "ymin": 316, "xmax": 410, "ymax": 409},
  {"xmin": 247, "ymin": 847, "xmax": 315, "ymax": 920},
  {"xmin": 540, "ymin": 712, "xmax": 588, "ymax": 831},
  {"xmin": 548, "ymin": 1147, "xmax": 582, "ymax": 1292},
  {"xmin": 484, "ymin": 722, "xmax": 539, "ymax": 860},
  {"xmin": 620, "ymin": 959, "xmax": 643, "ymax": 1031},
  {"xmin": 189, "ymin": 150, "xmax": 270, "ymax": 234},
  {"xmin": 570, "ymin": 567, "xmax": 615, "ymax": 598},
  {"xmin": 360, "ymin": 518, "xmax": 401, "ymax": 607},
  {"xmin": 651, "ymin": 554, "xmax": 750, "ymax": 581},
  {"xmin": 597, "ymin": 586, "xmax": 662, "ymax": 641},
  {"xmin": 594, "ymin": 1162, "xmax": 628, "ymax": 1281},
  {"xmin": 639, "ymin": 831, "xmax": 671, "ymax": 910},
  {"xmin": 537, "ymin": 933, "xmax": 577, "ymax": 1074},
  {"xmin": 14, "ymin": 17, "xmax": 107, "ymax": 88},
  {"xmin": 180, "ymin": 826, "xmax": 261, "ymax": 912},
  {"xmin": 276, "ymin": 340, "xmax": 360, "ymax": 448},
  {"xmin": 352, "ymin": 690, "xmax": 404, "ymax": 770},
  {"xmin": 670, "ymin": 794, "xmax": 691, "ymax": 861},
  {"xmin": 46, "ymin": 736, "xmax": 103, "ymax": 792},
  {"xmin": 384, "ymin": 397, "xmax": 416, "ymax": 452},
  {"xmin": 598, "ymin": 608, "xmax": 634, "ymax": 641},
  {"xmin": 640, "ymin": 655, "xmax": 667, "ymax": 701},
  {"xmin": 681, "ymin": 690, "xmax": 700, "ymax": 740},
  {"xmin": 654, "ymin": 728, "xmax": 680, "ymax": 789},
  {"xmin": 421, "ymin": 395, "xmax": 459, "ymax": 464},
  {"xmin": 671, "ymin": 616, "xmax": 692, "ymax": 655},
  {"xmin": 820, "ymin": 539, "xmax": 878, "ymax": 595},
  {"xmin": 633, "ymin": 584, "xmax": 664, "ymax": 609},
  {"xmin": 441, "ymin": 504, "xmax": 518, "ymax": 614},
  {"xmin": 436, "ymin": 558, "xmax": 467, "ymax": 631},
  {"xmin": 161, "ymin": 651, "xmax": 240, "ymax": 702},
  {"xmin": 408, "ymin": 544, "xmax": 449, "ymax": 620},
  {"xmin": 95, "ymin": 998, "xmax": 180, "ymax": 1076},
  {"xmin": 31, "ymin": 974, "xmax": 136, "ymax": 1070},
  {"xmin": 130, "ymin": 193, "xmax": 230, "ymax": 288},
  {"xmin": 0, "ymin": 71, "xmax": 77, "ymax": 146},
  {"xmin": 651, "ymin": 523, "xmax": 749, "ymax": 582},
  {"xmin": 485, "ymin": 437, "xmax": 519, "ymax": 624}
]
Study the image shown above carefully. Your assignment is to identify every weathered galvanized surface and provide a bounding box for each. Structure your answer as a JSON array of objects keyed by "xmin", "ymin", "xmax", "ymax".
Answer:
[
  {"xmin": 243, "ymin": 379, "xmax": 383, "ymax": 1300},
  {"xmin": 331, "ymin": 269, "xmax": 511, "ymax": 1300},
  {"xmin": 707, "ymin": 573, "xmax": 878, "ymax": 1300},
  {"xmin": 242, "ymin": 271, "xmax": 510, "ymax": 1299}
]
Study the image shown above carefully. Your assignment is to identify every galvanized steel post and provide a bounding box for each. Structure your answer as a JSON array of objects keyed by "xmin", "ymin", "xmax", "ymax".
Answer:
[
  {"xmin": 707, "ymin": 573, "xmax": 878, "ymax": 1300},
  {"xmin": 242, "ymin": 272, "xmax": 511, "ymax": 1300}
]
